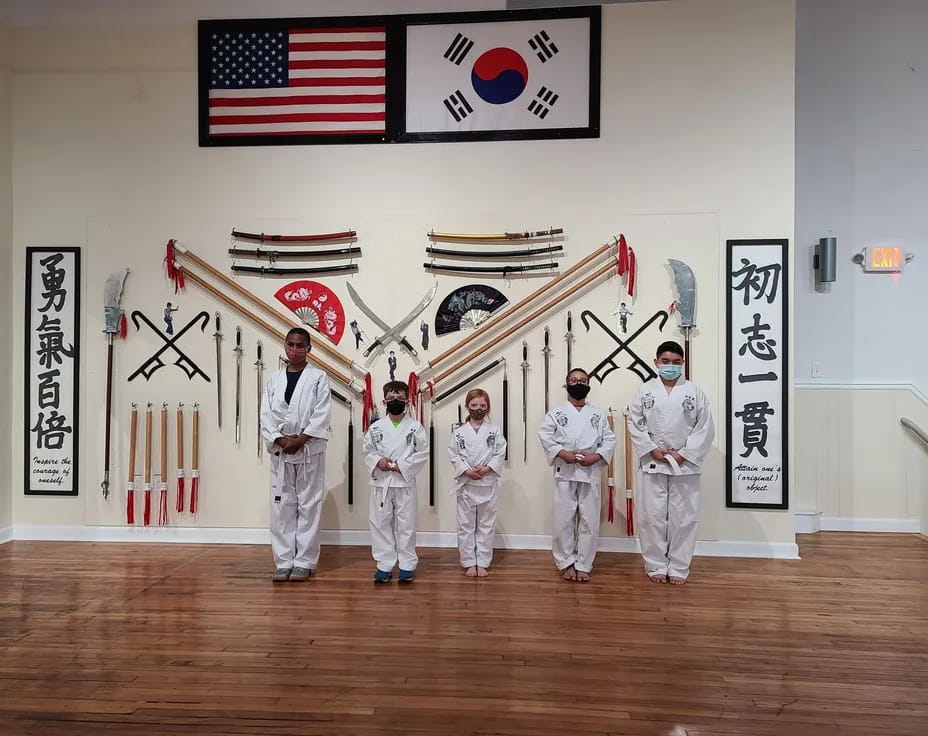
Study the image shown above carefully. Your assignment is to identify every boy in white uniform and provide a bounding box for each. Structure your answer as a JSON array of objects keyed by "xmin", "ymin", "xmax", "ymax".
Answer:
[
  {"xmin": 448, "ymin": 388, "xmax": 507, "ymax": 577},
  {"xmin": 538, "ymin": 368, "xmax": 616, "ymax": 582},
  {"xmin": 362, "ymin": 380, "xmax": 429, "ymax": 583},
  {"xmin": 627, "ymin": 341, "xmax": 714, "ymax": 584},
  {"xmin": 260, "ymin": 328, "xmax": 331, "ymax": 583}
]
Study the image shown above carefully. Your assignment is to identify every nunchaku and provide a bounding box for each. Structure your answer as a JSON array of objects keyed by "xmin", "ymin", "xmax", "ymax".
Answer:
[
  {"xmin": 428, "ymin": 227, "xmax": 563, "ymax": 241},
  {"xmin": 232, "ymin": 228, "xmax": 356, "ymax": 243},
  {"xmin": 213, "ymin": 312, "xmax": 223, "ymax": 428},
  {"xmin": 165, "ymin": 241, "xmax": 362, "ymax": 395},
  {"xmin": 234, "ymin": 326, "xmax": 243, "ymax": 445},
  {"xmin": 255, "ymin": 341, "xmax": 264, "ymax": 459},
  {"xmin": 521, "ymin": 341, "xmax": 529, "ymax": 462}
]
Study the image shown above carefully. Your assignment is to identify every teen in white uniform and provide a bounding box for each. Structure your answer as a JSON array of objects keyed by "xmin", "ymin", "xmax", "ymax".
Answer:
[
  {"xmin": 260, "ymin": 328, "xmax": 331, "ymax": 583},
  {"xmin": 627, "ymin": 340, "xmax": 714, "ymax": 585},
  {"xmin": 538, "ymin": 368, "xmax": 616, "ymax": 582},
  {"xmin": 362, "ymin": 380, "xmax": 429, "ymax": 584},
  {"xmin": 448, "ymin": 388, "xmax": 507, "ymax": 577}
]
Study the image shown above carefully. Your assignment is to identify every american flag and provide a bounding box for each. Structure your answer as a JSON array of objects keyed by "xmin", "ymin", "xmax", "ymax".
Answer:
[{"xmin": 207, "ymin": 26, "xmax": 386, "ymax": 137}]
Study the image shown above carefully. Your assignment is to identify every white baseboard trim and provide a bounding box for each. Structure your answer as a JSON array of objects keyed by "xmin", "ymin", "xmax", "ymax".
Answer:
[
  {"xmin": 0, "ymin": 525, "xmax": 13, "ymax": 545},
  {"xmin": 795, "ymin": 509, "xmax": 823, "ymax": 534},
  {"xmin": 819, "ymin": 516, "xmax": 921, "ymax": 533},
  {"xmin": 7, "ymin": 525, "xmax": 798, "ymax": 559},
  {"xmin": 794, "ymin": 381, "xmax": 928, "ymax": 408}
]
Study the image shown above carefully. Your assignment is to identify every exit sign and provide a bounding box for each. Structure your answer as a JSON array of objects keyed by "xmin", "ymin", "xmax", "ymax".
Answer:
[{"xmin": 863, "ymin": 246, "xmax": 908, "ymax": 273}]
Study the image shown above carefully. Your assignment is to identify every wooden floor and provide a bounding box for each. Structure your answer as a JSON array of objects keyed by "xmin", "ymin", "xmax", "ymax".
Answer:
[{"xmin": 0, "ymin": 534, "xmax": 926, "ymax": 736}]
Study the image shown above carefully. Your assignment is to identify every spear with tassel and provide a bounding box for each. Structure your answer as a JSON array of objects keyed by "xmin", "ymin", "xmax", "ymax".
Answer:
[
  {"xmin": 158, "ymin": 403, "xmax": 169, "ymax": 526},
  {"xmin": 176, "ymin": 403, "xmax": 185, "ymax": 512},
  {"xmin": 190, "ymin": 403, "xmax": 200, "ymax": 514},
  {"xmin": 101, "ymin": 269, "xmax": 129, "ymax": 499},
  {"xmin": 143, "ymin": 402, "xmax": 153, "ymax": 526},
  {"xmin": 126, "ymin": 403, "xmax": 137, "ymax": 524}
]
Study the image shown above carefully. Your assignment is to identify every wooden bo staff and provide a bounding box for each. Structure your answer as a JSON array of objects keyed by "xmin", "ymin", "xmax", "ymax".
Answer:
[
  {"xmin": 623, "ymin": 408, "xmax": 634, "ymax": 537},
  {"xmin": 191, "ymin": 404, "xmax": 200, "ymax": 514},
  {"xmin": 179, "ymin": 268, "xmax": 356, "ymax": 392},
  {"xmin": 143, "ymin": 403, "xmax": 153, "ymax": 526},
  {"xmin": 126, "ymin": 404, "xmax": 138, "ymax": 525},
  {"xmin": 425, "ymin": 239, "xmax": 618, "ymax": 376},
  {"xmin": 176, "ymin": 404, "xmax": 185, "ymax": 513},
  {"xmin": 159, "ymin": 403, "xmax": 169, "ymax": 526},
  {"xmin": 432, "ymin": 255, "xmax": 618, "ymax": 386},
  {"xmin": 170, "ymin": 242, "xmax": 361, "ymax": 378}
]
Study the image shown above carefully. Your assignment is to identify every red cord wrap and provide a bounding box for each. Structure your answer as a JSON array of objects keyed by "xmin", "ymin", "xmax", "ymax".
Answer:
[
  {"xmin": 163, "ymin": 239, "xmax": 185, "ymax": 293},
  {"xmin": 176, "ymin": 477, "xmax": 185, "ymax": 513}
]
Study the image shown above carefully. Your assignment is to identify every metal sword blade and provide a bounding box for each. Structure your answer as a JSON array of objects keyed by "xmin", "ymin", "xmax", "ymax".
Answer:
[{"xmin": 214, "ymin": 338, "xmax": 222, "ymax": 428}]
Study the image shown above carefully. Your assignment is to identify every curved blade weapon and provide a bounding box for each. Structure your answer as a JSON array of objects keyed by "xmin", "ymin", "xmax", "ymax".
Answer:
[
  {"xmin": 668, "ymin": 259, "xmax": 697, "ymax": 379},
  {"xmin": 347, "ymin": 282, "xmax": 438, "ymax": 362},
  {"xmin": 101, "ymin": 268, "xmax": 128, "ymax": 499}
]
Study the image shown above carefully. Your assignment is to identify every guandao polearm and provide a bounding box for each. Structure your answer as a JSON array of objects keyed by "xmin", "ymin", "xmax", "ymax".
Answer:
[
  {"xmin": 101, "ymin": 269, "xmax": 129, "ymax": 500},
  {"xmin": 668, "ymin": 259, "xmax": 697, "ymax": 379}
]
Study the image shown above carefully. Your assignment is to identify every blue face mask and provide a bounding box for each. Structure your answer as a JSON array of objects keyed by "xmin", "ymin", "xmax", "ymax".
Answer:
[{"xmin": 657, "ymin": 364, "xmax": 683, "ymax": 381}]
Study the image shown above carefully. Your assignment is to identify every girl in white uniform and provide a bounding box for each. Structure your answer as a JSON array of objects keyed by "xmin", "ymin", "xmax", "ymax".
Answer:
[
  {"xmin": 538, "ymin": 368, "xmax": 616, "ymax": 582},
  {"xmin": 260, "ymin": 328, "xmax": 331, "ymax": 583},
  {"xmin": 627, "ymin": 340, "xmax": 714, "ymax": 584},
  {"xmin": 448, "ymin": 388, "xmax": 507, "ymax": 577}
]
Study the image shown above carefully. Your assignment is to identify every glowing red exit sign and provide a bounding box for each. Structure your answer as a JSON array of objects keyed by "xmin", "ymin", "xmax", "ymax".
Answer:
[{"xmin": 863, "ymin": 246, "xmax": 907, "ymax": 272}]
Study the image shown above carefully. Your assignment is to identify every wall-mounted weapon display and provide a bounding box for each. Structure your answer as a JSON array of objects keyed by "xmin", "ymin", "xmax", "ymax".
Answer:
[
  {"xmin": 580, "ymin": 310, "xmax": 668, "ymax": 384},
  {"xmin": 101, "ymin": 269, "xmax": 128, "ymax": 500},
  {"xmin": 425, "ymin": 244, "xmax": 563, "ymax": 259},
  {"xmin": 128, "ymin": 310, "xmax": 211, "ymax": 383},
  {"xmin": 231, "ymin": 263, "xmax": 358, "ymax": 277},
  {"xmin": 234, "ymin": 327, "xmax": 243, "ymax": 446},
  {"xmin": 428, "ymin": 227, "xmax": 563, "ymax": 241},
  {"xmin": 254, "ymin": 343, "xmax": 264, "ymax": 459},
  {"xmin": 346, "ymin": 282, "xmax": 438, "ymax": 362},
  {"xmin": 520, "ymin": 341, "xmax": 529, "ymax": 463},
  {"xmin": 273, "ymin": 280, "xmax": 346, "ymax": 346},
  {"xmin": 423, "ymin": 262, "xmax": 558, "ymax": 277},
  {"xmin": 213, "ymin": 312, "xmax": 223, "ymax": 427},
  {"xmin": 434, "ymin": 285, "xmax": 508, "ymax": 336},
  {"xmin": 541, "ymin": 327, "xmax": 551, "ymax": 412},
  {"xmin": 231, "ymin": 228, "xmax": 356, "ymax": 243}
]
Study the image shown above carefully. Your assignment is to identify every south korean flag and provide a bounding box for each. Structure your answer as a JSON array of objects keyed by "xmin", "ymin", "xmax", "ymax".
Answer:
[{"xmin": 404, "ymin": 15, "xmax": 594, "ymax": 134}]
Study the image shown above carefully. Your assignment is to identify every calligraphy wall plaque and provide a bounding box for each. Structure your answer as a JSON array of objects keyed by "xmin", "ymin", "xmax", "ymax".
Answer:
[
  {"xmin": 726, "ymin": 239, "xmax": 788, "ymax": 509},
  {"xmin": 24, "ymin": 247, "xmax": 81, "ymax": 495}
]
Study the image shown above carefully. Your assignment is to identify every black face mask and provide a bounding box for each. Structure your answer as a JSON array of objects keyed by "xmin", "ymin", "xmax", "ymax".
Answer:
[
  {"xmin": 566, "ymin": 384, "xmax": 590, "ymax": 400},
  {"xmin": 386, "ymin": 399, "xmax": 406, "ymax": 415},
  {"xmin": 468, "ymin": 410, "xmax": 487, "ymax": 421}
]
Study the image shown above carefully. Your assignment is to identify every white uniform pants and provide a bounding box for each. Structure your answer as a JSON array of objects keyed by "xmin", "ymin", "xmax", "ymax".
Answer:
[
  {"xmin": 269, "ymin": 457, "xmax": 325, "ymax": 570},
  {"xmin": 637, "ymin": 472, "xmax": 701, "ymax": 579},
  {"xmin": 369, "ymin": 484, "xmax": 418, "ymax": 572},
  {"xmin": 552, "ymin": 480, "xmax": 601, "ymax": 573},
  {"xmin": 456, "ymin": 483, "xmax": 498, "ymax": 568}
]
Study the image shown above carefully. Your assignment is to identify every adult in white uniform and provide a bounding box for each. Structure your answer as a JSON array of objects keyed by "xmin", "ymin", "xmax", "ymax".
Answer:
[
  {"xmin": 627, "ymin": 340, "xmax": 714, "ymax": 585},
  {"xmin": 538, "ymin": 368, "xmax": 616, "ymax": 582},
  {"xmin": 448, "ymin": 388, "xmax": 507, "ymax": 577},
  {"xmin": 260, "ymin": 328, "xmax": 331, "ymax": 583},
  {"xmin": 362, "ymin": 380, "xmax": 429, "ymax": 584}
]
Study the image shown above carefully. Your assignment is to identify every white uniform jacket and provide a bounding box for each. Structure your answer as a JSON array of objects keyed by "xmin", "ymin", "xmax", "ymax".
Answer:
[
  {"xmin": 260, "ymin": 367, "xmax": 331, "ymax": 464},
  {"xmin": 362, "ymin": 415, "xmax": 430, "ymax": 489},
  {"xmin": 538, "ymin": 402, "xmax": 616, "ymax": 483}
]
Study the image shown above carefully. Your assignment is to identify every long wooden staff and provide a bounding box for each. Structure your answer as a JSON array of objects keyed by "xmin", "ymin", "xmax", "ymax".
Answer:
[
  {"xmin": 623, "ymin": 407, "xmax": 634, "ymax": 537},
  {"xmin": 426, "ymin": 239, "xmax": 617, "ymax": 373},
  {"xmin": 143, "ymin": 403, "xmax": 153, "ymax": 526},
  {"xmin": 190, "ymin": 403, "xmax": 200, "ymax": 514},
  {"xmin": 433, "ymin": 256, "xmax": 617, "ymax": 386},
  {"xmin": 606, "ymin": 411, "xmax": 616, "ymax": 524},
  {"xmin": 126, "ymin": 404, "xmax": 138, "ymax": 525},
  {"xmin": 158, "ymin": 403, "xmax": 169, "ymax": 526},
  {"xmin": 169, "ymin": 241, "xmax": 359, "ymax": 374},
  {"xmin": 176, "ymin": 404, "xmax": 185, "ymax": 512}
]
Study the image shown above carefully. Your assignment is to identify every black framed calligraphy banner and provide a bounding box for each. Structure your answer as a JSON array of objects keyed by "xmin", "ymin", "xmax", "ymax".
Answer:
[
  {"xmin": 726, "ymin": 239, "xmax": 788, "ymax": 509},
  {"xmin": 24, "ymin": 247, "xmax": 80, "ymax": 496}
]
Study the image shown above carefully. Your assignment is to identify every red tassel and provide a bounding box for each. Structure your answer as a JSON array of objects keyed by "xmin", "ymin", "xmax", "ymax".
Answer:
[
  {"xmin": 668, "ymin": 302, "xmax": 676, "ymax": 316},
  {"xmin": 406, "ymin": 372, "xmax": 420, "ymax": 423},
  {"xmin": 143, "ymin": 491, "xmax": 152, "ymax": 526},
  {"xmin": 627, "ymin": 247, "xmax": 636, "ymax": 297},
  {"xmin": 158, "ymin": 489, "xmax": 168, "ymax": 526},
  {"xmin": 617, "ymin": 234, "xmax": 628, "ymax": 276},
  {"xmin": 190, "ymin": 476, "xmax": 199, "ymax": 514},
  {"xmin": 163, "ymin": 239, "xmax": 185, "ymax": 293},
  {"xmin": 607, "ymin": 486, "xmax": 615, "ymax": 524},
  {"xmin": 118, "ymin": 313, "xmax": 128, "ymax": 340},
  {"xmin": 176, "ymin": 476, "xmax": 185, "ymax": 513},
  {"xmin": 362, "ymin": 372, "xmax": 375, "ymax": 431},
  {"xmin": 626, "ymin": 496, "xmax": 634, "ymax": 537},
  {"xmin": 126, "ymin": 488, "xmax": 135, "ymax": 525}
]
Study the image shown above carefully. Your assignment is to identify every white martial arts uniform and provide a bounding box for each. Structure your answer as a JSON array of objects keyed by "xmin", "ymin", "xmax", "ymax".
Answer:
[
  {"xmin": 362, "ymin": 415, "xmax": 429, "ymax": 572},
  {"xmin": 627, "ymin": 377, "xmax": 714, "ymax": 580},
  {"xmin": 448, "ymin": 421, "xmax": 507, "ymax": 568},
  {"xmin": 260, "ymin": 366, "xmax": 331, "ymax": 571},
  {"xmin": 538, "ymin": 402, "xmax": 616, "ymax": 573}
]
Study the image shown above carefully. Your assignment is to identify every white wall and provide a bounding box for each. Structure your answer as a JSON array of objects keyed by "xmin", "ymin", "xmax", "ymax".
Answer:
[
  {"xmin": 8, "ymin": 0, "xmax": 796, "ymax": 550},
  {"xmin": 0, "ymin": 13, "xmax": 12, "ymax": 535},
  {"xmin": 794, "ymin": 0, "xmax": 928, "ymax": 525}
]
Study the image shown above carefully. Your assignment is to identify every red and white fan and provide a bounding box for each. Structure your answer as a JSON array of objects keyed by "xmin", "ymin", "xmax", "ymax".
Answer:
[{"xmin": 274, "ymin": 280, "xmax": 346, "ymax": 345}]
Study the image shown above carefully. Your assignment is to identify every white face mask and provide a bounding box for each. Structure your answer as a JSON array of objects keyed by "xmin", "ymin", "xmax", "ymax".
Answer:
[{"xmin": 657, "ymin": 364, "xmax": 682, "ymax": 380}]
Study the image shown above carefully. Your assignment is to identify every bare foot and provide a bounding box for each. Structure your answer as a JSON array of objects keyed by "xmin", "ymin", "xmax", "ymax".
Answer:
[
  {"xmin": 649, "ymin": 574, "xmax": 667, "ymax": 583},
  {"xmin": 465, "ymin": 566, "xmax": 478, "ymax": 577},
  {"xmin": 576, "ymin": 571, "xmax": 590, "ymax": 583},
  {"xmin": 669, "ymin": 576, "xmax": 687, "ymax": 585},
  {"xmin": 562, "ymin": 565, "xmax": 577, "ymax": 581},
  {"xmin": 476, "ymin": 566, "xmax": 489, "ymax": 577}
]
